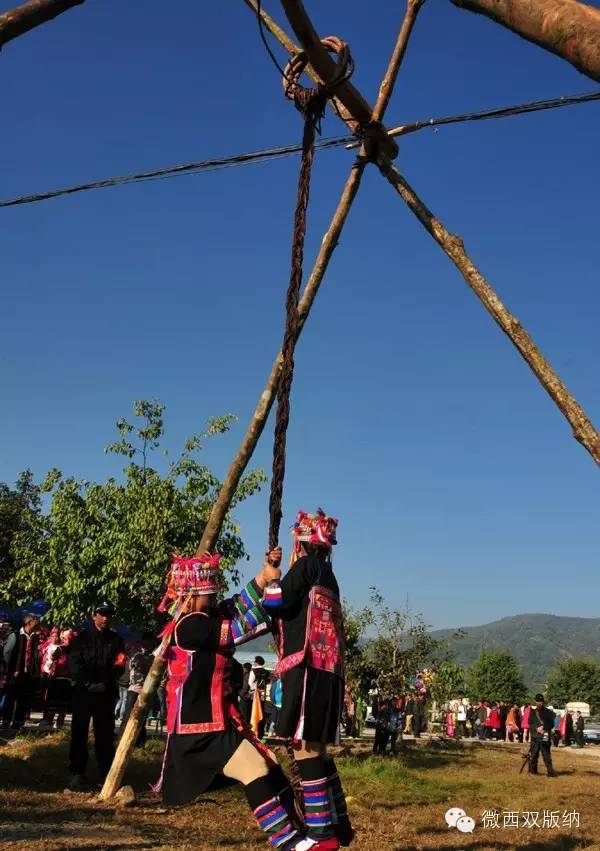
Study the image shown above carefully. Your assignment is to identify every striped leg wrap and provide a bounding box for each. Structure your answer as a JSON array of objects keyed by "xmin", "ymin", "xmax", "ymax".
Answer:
[
  {"xmin": 254, "ymin": 796, "xmax": 298, "ymax": 848},
  {"xmin": 298, "ymin": 757, "xmax": 334, "ymax": 838},
  {"xmin": 324, "ymin": 757, "xmax": 354, "ymax": 846},
  {"xmin": 245, "ymin": 772, "xmax": 300, "ymax": 850}
]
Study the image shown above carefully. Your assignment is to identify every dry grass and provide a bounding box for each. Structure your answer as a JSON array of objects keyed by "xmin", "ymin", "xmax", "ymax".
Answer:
[{"xmin": 0, "ymin": 733, "xmax": 598, "ymax": 850}]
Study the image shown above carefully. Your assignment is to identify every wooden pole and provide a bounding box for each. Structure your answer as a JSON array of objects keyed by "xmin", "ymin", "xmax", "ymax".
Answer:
[
  {"xmin": 0, "ymin": 0, "xmax": 84, "ymax": 49},
  {"xmin": 452, "ymin": 0, "xmax": 600, "ymax": 84},
  {"xmin": 377, "ymin": 158, "xmax": 600, "ymax": 463},
  {"xmin": 273, "ymin": 0, "xmax": 600, "ymax": 465},
  {"xmin": 100, "ymin": 0, "xmax": 424, "ymax": 800}
]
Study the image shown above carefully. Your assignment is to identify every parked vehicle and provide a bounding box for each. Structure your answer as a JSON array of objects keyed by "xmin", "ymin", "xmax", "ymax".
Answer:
[{"xmin": 583, "ymin": 716, "xmax": 600, "ymax": 745}]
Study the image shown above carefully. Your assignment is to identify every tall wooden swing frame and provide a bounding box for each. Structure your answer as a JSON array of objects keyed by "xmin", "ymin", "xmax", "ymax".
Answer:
[
  {"xmin": 1, "ymin": 0, "xmax": 598, "ymax": 798},
  {"xmin": 103, "ymin": 0, "xmax": 599, "ymax": 797}
]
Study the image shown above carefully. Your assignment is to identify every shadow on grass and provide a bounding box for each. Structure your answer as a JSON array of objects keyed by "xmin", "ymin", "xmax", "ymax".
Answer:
[
  {"xmin": 0, "ymin": 731, "xmax": 164, "ymax": 792},
  {"xmin": 400, "ymin": 838, "xmax": 591, "ymax": 850}
]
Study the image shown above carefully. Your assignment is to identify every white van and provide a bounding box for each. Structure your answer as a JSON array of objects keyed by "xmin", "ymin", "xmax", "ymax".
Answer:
[{"xmin": 566, "ymin": 701, "xmax": 590, "ymax": 718}]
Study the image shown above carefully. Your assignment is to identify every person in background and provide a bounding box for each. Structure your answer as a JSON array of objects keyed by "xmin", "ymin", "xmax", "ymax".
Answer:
[
  {"xmin": 118, "ymin": 636, "xmax": 154, "ymax": 748},
  {"xmin": 485, "ymin": 702, "xmax": 501, "ymax": 740},
  {"xmin": 248, "ymin": 656, "xmax": 269, "ymax": 740},
  {"xmin": 0, "ymin": 621, "xmax": 11, "ymax": 712},
  {"xmin": 67, "ymin": 601, "xmax": 125, "ymax": 790},
  {"xmin": 388, "ymin": 700, "xmax": 403, "ymax": 755},
  {"xmin": 39, "ymin": 627, "xmax": 74, "ymax": 729},
  {"xmin": 239, "ymin": 662, "xmax": 253, "ymax": 723},
  {"xmin": 344, "ymin": 687, "xmax": 356, "ymax": 738},
  {"xmin": 466, "ymin": 701, "xmax": 479, "ymax": 738},
  {"xmin": 528, "ymin": 693, "xmax": 556, "ymax": 776},
  {"xmin": 521, "ymin": 703, "xmax": 531, "ymax": 743},
  {"xmin": 498, "ymin": 700, "xmax": 508, "ymax": 742},
  {"xmin": 456, "ymin": 698, "xmax": 467, "ymax": 738},
  {"xmin": 373, "ymin": 698, "xmax": 390, "ymax": 755},
  {"xmin": 354, "ymin": 693, "xmax": 367, "ymax": 739},
  {"xmin": 552, "ymin": 711, "xmax": 562, "ymax": 747},
  {"xmin": 413, "ymin": 693, "xmax": 427, "ymax": 738},
  {"xmin": 505, "ymin": 704, "xmax": 521, "ymax": 742},
  {"xmin": 403, "ymin": 693, "xmax": 415, "ymax": 735},
  {"xmin": 114, "ymin": 646, "xmax": 131, "ymax": 722},
  {"xmin": 445, "ymin": 703, "xmax": 456, "ymax": 738},
  {"xmin": 267, "ymin": 674, "xmax": 282, "ymax": 737},
  {"xmin": 476, "ymin": 701, "xmax": 488, "ymax": 740},
  {"xmin": 1, "ymin": 613, "xmax": 41, "ymax": 731},
  {"xmin": 574, "ymin": 711, "xmax": 585, "ymax": 748}
]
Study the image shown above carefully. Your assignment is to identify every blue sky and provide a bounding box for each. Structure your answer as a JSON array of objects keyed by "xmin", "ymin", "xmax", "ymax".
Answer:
[{"xmin": 2, "ymin": 0, "xmax": 598, "ymax": 629}]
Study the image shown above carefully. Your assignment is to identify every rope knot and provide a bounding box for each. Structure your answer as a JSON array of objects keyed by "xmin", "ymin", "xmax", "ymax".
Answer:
[{"xmin": 283, "ymin": 36, "xmax": 354, "ymax": 132}]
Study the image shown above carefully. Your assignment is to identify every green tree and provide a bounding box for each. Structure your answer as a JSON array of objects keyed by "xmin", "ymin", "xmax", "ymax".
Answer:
[
  {"xmin": 429, "ymin": 660, "xmax": 467, "ymax": 705},
  {"xmin": 343, "ymin": 603, "xmax": 378, "ymax": 695},
  {"xmin": 545, "ymin": 658, "xmax": 600, "ymax": 713},
  {"xmin": 467, "ymin": 650, "xmax": 527, "ymax": 703},
  {"xmin": 7, "ymin": 400, "xmax": 266, "ymax": 629},
  {"xmin": 356, "ymin": 588, "xmax": 444, "ymax": 697},
  {"xmin": 0, "ymin": 470, "xmax": 46, "ymax": 602}
]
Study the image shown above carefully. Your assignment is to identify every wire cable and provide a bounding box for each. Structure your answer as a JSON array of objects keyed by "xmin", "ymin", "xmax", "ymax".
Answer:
[{"xmin": 1, "ymin": 89, "xmax": 598, "ymax": 210}]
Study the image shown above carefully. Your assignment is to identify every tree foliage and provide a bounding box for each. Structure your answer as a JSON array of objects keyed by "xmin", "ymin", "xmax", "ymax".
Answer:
[
  {"xmin": 428, "ymin": 660, "xmax": 467, "ymax": 705},
  {"xmin": 4, "ymin": 400, "xmax": 266, "ymax": 629},
  {"xmin": 345, "ymin": 588, "xmax": 444, "ymax": 697},
  {"xmin": 467, "ymin": 649, "xmax": 527, "ymax": 704},
  {"xmin": 0, "ymin": 470, "xmax": 44, "ymax": 597},
  {"xmin": 545, "ymin": 658, "xmax": 600, "ymax": 713}
]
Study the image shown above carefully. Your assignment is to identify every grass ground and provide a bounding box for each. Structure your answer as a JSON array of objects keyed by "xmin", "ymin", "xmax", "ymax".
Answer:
[{"xmin": 0, "ymin": 733, "xmax": 598, "ymax": 850}]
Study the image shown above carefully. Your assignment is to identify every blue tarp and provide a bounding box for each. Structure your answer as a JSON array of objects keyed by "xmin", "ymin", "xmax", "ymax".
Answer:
[{"xmin": 0, "ymin": 599, "xmax": 51, "ymax": 623}]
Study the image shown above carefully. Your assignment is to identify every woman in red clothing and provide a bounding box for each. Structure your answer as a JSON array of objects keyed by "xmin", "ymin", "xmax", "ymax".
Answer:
[{"xmin": 485, "ymin": 703, "xmax": 502, "ymax": 740}]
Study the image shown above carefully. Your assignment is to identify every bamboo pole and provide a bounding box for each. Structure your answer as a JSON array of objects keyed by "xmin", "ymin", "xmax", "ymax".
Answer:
[
  {"xmin": 274, "ymin": 0, "xmax": 600, "ymax": 465},
  {"xmin": 100, "ymin": 0, "xmax": 424, "ymax": 801},
  {"xmin": 0, "ymin": 0, "xmax": 84, "ymax": 49},
  {"xmin": 452, "ymin": 0, "xmax": 600, "ymax": 84}
]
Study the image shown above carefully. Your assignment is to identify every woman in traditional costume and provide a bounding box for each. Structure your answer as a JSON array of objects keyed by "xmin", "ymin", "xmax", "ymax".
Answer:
[
  {"xmin": 262, "ymin": 509, "xmax": 354, "ymax": 849},
  {"xmin": 154, "ymin": 552, "xmax": 321, "ymax": 851}
]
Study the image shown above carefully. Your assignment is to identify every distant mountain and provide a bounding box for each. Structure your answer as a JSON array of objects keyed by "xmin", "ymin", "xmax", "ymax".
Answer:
[{"xmin": 431, "ymin": 613, "xmax": 600, "ymax": 692}]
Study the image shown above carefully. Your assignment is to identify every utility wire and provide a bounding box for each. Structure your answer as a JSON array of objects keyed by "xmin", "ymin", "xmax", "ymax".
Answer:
[{"xmin": 1, "ymin": 89, "xmax": 599, "ymax": 210}]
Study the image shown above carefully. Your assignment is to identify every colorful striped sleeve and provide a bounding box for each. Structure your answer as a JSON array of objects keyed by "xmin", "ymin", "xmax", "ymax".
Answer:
[{"xmin": 225, "ymin": 579, "xmax": 271, "ymax": 647}]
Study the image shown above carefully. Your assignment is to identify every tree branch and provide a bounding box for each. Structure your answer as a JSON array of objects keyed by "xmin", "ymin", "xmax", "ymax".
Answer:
[
  {"xmin": 452, "ymin": 0, "xmax": 600, "ymax": 84},
  {"xmin": 0, "ymin": 0, "xmax": 84, "ymax": 50}
]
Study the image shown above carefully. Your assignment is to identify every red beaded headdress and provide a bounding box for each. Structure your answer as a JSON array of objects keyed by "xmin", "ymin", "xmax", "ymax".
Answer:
[
  {"xmin": 290, "ymin": 508, "xmax": 338, "ymax": 565},
  {"xmin": 157, "ymin": 552, "xmax": 223, "ymax": 614}
]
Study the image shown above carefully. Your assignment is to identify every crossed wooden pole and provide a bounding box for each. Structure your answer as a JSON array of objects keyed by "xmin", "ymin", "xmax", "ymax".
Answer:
[{"xmin": 2, "ymin": 0, "xmax": 598, "ymax": 798}]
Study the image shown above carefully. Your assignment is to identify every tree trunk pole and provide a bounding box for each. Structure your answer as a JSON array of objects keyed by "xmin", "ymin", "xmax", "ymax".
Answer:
[
  {"xmin": 0, "ymin": 0, "xmax": 84, "ymax": 49},
  {"xmin": 275, "ymin": 0, "xmax": 600, "ymax": 464},
  {"xmin": 376, "ymin": 157, "xmax": 600, "ymax": 463},
  {"xmin": 371, "ymin": 0, "xmax": 425, "ymax": 125},
  {"xmin": 452, "ymin": 0, "xmax": 600, "ymax": 84},
  {"xmin": 100, "ymin": 0, "xmax": 424, "ymax": 800}
]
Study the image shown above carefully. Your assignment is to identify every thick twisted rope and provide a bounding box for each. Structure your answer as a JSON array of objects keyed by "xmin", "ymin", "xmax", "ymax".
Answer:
[
  {"xmin": 268, "ymin": 38, "xmax": 353, "ymax": 551},
  {"xmin": 267, "ymin": 39, "xmax": 353, "ymax": 818}
]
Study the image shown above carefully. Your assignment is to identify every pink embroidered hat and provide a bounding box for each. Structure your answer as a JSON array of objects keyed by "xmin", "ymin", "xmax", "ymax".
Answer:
[
  {"xmin": 291, "ymin": 509, "xmax": 338, "ymax": 551},
  {"xmin": 157, "ymin": 552, "xmax": 223, "ymax": 613}
]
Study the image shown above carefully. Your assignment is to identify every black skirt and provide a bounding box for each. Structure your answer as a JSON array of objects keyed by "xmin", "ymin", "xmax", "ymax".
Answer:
[
  {"xmin": 276, "ymin": 666, "xmax": 343, "ymax": 744},
  {"xmin": 161, "ymin": 721, "xmax": 246, "ymax": 806}
]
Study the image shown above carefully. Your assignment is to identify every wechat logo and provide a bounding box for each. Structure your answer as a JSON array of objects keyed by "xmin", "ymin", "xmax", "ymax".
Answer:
[{"xmin": 445, "ymin": 807, "xmax": 476, "ymax": 834}]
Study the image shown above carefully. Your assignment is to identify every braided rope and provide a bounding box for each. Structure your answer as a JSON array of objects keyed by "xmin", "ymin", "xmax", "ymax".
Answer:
[{"xmin": 267, "ymin": 37, "xmax": 354, "ymax": 819}]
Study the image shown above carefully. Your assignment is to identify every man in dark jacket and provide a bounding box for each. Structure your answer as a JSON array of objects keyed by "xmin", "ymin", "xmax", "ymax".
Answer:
[
  {"xmin": 1, "ymin": 613, "xmax": 41, "ymax": 730},
  {"xmin": 528, "ymin": 693, "xmax": 556, "ymax": 776},
  {"xmin": 67, "ymin": 601, "xmax": 124, "ymax": 789}
]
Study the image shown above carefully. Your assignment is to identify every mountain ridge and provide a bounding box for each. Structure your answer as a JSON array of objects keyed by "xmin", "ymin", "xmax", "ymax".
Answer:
[{"xmin": 431, "ymin": 612, "xmax": 600, "ymax": 691}]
